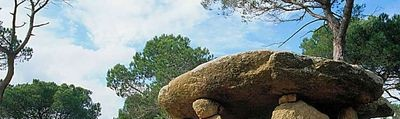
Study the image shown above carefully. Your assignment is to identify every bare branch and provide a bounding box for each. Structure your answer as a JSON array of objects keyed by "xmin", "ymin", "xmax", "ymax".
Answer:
[
  {"xmin": 281, "ymin": 0, "xmax": 325, "ymax": 20},
  {"xmin": 385, "ymin": 90, "xmax": 400, "ymax": 102},
  {"xmin": 11, "ymin": 0, "xmax": 20, "ymax": 48},
  {"xmin": 17, "ymin": 0, "xmax": 27, "ymax": 6},
  {"xmin": 385, "ymin": 82, "xmax": 399, "ymax": 86},
  {"xmin": 338, "ymin": 0, "xmax": 354, "ymax": 36},
  {"xmin": 24, "ymin": 6, "xmax": 32, "ymax": 11},
  {"xmin": 278, "ymin": 19, "xmax": 322, "ymax": 47},
  {"xmin": 33, "ymin": 22, "xmax": 49, "ymax": 28},
  {"xmin": 15, "ymin": 22, "xmax": 27, "ymax": 28},
  {"xmin": 34, "ymin": 0, "xmax": 50, "ymax": 13},
  {"xmin": 332, "ymin": 12, "xmax": 343, "ymax": 20},
  {"xmin": 15, "ymin": 0, "xmax": 36, "ymax": 54},
  {"xmin": 385, "ymin": 87, "xmax": 398, "ymax": 91},
  {"xmin": 298, "ymin": 24, "xmax": 327, "ymax": 39},
  {"xmin": 33, "ymin": 0, "xmax": 40, "ymax": 8},
  {"xmin": 50, "ymin": 0, "xmax": 72, "ymax": 8},
  {"xmin": 263, "ymin": 42, "xmax": 284, "ymax": 48},
  {"xmin": 272, "ymin": 10, "xmax": 307, "ymax": 22},
  {"xmin": 127, "ymin": 84, "xmax": 146, "ymax": 96},
  {"xmin": 62, "ymin": 0, "xmax": 73, "ymax": 7},
  {"xmin": 304, "ymin": 7, "xmax": 325, "ymax": 19}
]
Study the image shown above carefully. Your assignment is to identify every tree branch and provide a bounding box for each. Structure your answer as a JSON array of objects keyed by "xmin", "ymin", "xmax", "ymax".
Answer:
[
  {"xmin": 15, "ymin": 22, "xmax": 27, "ymax": 28},
  {"xmin": 385, "ymin": 87, "xmax": 398, "ymax": 91},
  {"xmin": 33, "ymin": 22, "xmax": 49, "ymax": 28},
  {"xmin": 11, "ymin": 0, "xmax": 20, "ymax": 52},
  {"xmin": 34, "ymin": 0, "xmax": 50, "ymax": 13},
  {"xmin": 17, "ymin": 0, "xmax": 27, "ymax": 6},
  {"xmin": 274, "ymin": 10, "xmax": 307, "ymax": 22},
  {"xmin": 278, "ymin": 19, "xmax": 322, "ymax": 47},
  {"xmin": 385, "ymin": 90, "xmax": 400, "ymax": 102},
  {"xmin": 128, "ymin": 84, "xmax": 146, "ymax": 96},
  {"xmin": 304, "ymin": 7, "xmax": 325, "ymax": 19},
  {"xmin": 338, "ymin": 0, "xmax": 354, "ymax": 37},
  {"xmin": 15, "ymin": 0, "xmax": 46, "ymax": 54},
  {"xmin": 0, "ymin": 46, "xmax": 9, "ymax": 53},
  {"xmin": 282, "ymin": 1, "xmax": 326, "ymax": 20},
  {"xmin": 298, "ymin": 24, "xmax": 327, "ymax": 38}
]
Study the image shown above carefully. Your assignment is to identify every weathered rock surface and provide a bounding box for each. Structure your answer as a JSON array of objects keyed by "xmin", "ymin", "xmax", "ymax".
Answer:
[
  {"xmin": 207, "ymin": 115, "xmax": 222, "ymax": 119},
  {"xmin": 356, "ymin": 97, "xmax": 394, "ymax": 118},
  {"xmin": 338, "ymin": 107, "xmax": 358, "ymax": 119},
  {"xmin": 192, "ymin": 99, "xmax": 221, "ymax": 118},
  {"xmin": 271, "ymin": 100, "xmax": 329, "ymax": 119},
  {"xmin": 158, "ymin": 50, "xmax": 386, "ymax": 119},
  {"xmin": 278, "ymin": 94, "xmax": 297, "ymax": 105}
]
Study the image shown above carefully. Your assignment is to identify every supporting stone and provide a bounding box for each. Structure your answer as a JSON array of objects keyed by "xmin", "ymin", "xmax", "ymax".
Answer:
[
  {"xmin": 192, "ymin": 98, "xmax": 222, "ymax": 119},
  {"xmin": 207, "ymin": 114, "xmax": 221, "ymax": 119},
  {"xmin": 158, "ymin": 50, "xmax": 389, "ymax": 118},
  {"xmin": 339, "ymin": 107, "xmax": 358, "ymax": 119},
  {"xmin": 271, "ymin": 100, "xmax": 329, "ymax": 119},
  {"xmin": 278, "ymin": 94, "xmax": 297, "ymax": 104}
]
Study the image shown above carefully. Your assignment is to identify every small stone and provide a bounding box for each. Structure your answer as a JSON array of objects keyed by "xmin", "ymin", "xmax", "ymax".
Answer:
[
  {"xmin": 192, "ymin": 99, "xmax": 221, "ymax": 118},
  {"xmin": 339, "ymin": 107, "xmax": 358, "ymax": 119},
  {"xmin": 279, "ymin": 94, "xmax": 297, "ymax": 104},
  {"xmin": 158, "ymin": 50, "xmax": 386, "ymax": 118},
  {"xmin": 271, "ymin": 100, "xmax": 329, "ymax": 119},
  {"xmin": 206, "ymin": 114, "xmax": 221, "ymax": 119}
]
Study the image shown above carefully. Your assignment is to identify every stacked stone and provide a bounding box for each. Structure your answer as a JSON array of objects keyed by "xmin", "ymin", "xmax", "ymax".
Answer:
[
  {"xmin": 192, "ymin": 99, "xmax": 222, "ymax": 119},
  {"xmin": 158, "ymin": 50, "xmax": 394, "ymax": 119}
]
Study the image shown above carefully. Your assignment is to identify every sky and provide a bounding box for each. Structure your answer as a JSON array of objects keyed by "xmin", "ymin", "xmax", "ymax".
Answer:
[{"xmin": 0, "ymin": 0, "xmax": 399, "ymax": 118}]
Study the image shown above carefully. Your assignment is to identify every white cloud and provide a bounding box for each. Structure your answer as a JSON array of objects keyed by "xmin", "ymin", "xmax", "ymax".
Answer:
[
  {"xmin": 1, "ymin": 0, "xmax": 215, "ymax": 118},
  {"xmin": 8, "ymin": 19, "xmax": 131, "ymax": 118},
  {"xmin": 66, "ymin": 0, "xmax": 208, "ymax": 48},
  {"xmin": 0, "ymin": 0, "xmax": 277, "ymax": 118},
  {"xmin": 2, "ymin": 0, "xmax": 399, "ymax": 119},
  {"xmin": 56, "ymin": 1, "xmax": 211, "ymax": 118}
]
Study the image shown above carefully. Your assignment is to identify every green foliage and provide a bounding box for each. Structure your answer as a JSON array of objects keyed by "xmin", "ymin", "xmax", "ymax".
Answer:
[
  {"xmin": 0, "ymin": 24, "xmax": 33, "ymax": 69},
  {"xmin": 0, "ymin": 79, "xmax": 101, "ymax": 119},
  {"xmin": 117, "ymin": 88, "xmax": 166, "ymax": 119},
  {"xmin": 300, "ymin": 26, "xmax": 333, "ymax": 59},
  {"xmin": 391, "ymin": 104, "xmax": 400, "ymax": 119},
  {"xmin": 300, "ymin": 13, "xmax": 400, "ymax": 93},
  {"xmin": 301, "ymin": 13, "xmax": 400, "ymax": 70},
  {"xmin": 106, "ymin": 34, "xmax": 214, "ymax": 118}
]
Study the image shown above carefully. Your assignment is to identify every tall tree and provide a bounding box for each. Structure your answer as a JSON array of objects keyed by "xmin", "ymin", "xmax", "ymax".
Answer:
[
  {"xmin": 201, "ymin": 0, "xmax": 357, "ymax": 61},
  {"xmin": 106, "ymin": 34, "xmax": 214, "ymax": 118},
  {"xmin": 0, "ymin": 0, "xmax": 68, "ymax": 101},
  {"xmin": 300, "ymin": 13, "xmax": 400, "ymax": 101},
  {"xmin": 0, "ymin": 79, "xmax": 101, "ymax": 119}
]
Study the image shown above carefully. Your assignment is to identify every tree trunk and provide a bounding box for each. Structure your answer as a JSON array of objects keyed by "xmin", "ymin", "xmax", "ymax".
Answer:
[
  {"xmin": 321, "ymin": 0, "xmax": 353, "ymax": 61},
  {"xmin": 326, "ymin": 19, "xmax": 345, "ymax": 61},
  {"xmin": 0, "ymin": 54, "xmax": 15, "ymax": 102},
  {"xmin": 333, "ymin": 0, "xmax": 354, "ymax": 61},
  {"xmin": 332, "ymin": 32, "xmax": 345, "ymax": 61}
]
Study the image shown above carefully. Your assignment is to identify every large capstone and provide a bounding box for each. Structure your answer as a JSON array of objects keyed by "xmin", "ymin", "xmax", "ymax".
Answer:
[{"xmin": 158, "ymin": 50, "xmax": 388, "ymax": 119}]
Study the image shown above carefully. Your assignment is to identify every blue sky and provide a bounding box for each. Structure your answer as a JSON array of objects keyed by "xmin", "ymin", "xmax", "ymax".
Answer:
[{"xmin": 0, "ymin": 0, "xmax": 399, "ymax": 118}]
